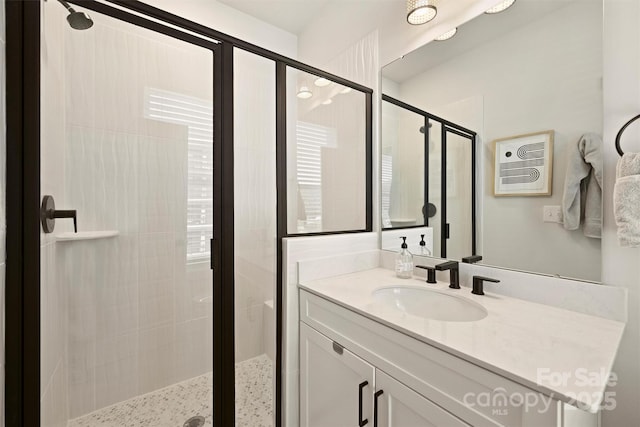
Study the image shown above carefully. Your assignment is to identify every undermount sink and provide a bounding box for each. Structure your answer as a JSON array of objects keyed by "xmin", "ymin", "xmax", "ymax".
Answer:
[{"xmin": 372, "ymin": 286, "xmax": 488, "ymax": 322}]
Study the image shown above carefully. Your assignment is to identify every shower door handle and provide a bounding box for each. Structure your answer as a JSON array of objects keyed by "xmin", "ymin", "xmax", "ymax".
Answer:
[{"xmin": 210, "ymin": 238, "xmax": 218, "ymax": 271}]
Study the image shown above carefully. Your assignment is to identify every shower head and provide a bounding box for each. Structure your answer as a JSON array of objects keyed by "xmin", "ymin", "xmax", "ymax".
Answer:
[{"xmin": 57, "ymin": 0, "xmax": 94, "ymax": 30}]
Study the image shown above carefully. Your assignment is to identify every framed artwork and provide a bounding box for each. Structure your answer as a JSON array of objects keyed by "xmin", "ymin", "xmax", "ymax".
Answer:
[{"xmin": 493, "ymin": 130, "xmax": 554, "ymax": 197}]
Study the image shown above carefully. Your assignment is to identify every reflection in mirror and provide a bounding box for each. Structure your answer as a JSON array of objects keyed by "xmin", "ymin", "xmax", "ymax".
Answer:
[
  {"xmin": 381, "ymin": 96, "xmax": 476, "ymax": 260},
  {"xmin": 286, "ymin": 67, "xmax": 368, "ymax": 234},
  {"xmin": 381, "ymin": 0, "xmax": 602, "ymax": 282}
]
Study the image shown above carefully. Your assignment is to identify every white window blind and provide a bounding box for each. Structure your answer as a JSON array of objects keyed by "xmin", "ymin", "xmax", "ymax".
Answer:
[
  {"xmin": 145, "ymin": 88, "xmax": 213, "ymax": 262},
  {"xmin": 295, "ymin": 121, "xmax": 335, "ymax": 233},
  {"xmin": 381, "ymin": 154, "xmax": 393, "ymax": 228}
]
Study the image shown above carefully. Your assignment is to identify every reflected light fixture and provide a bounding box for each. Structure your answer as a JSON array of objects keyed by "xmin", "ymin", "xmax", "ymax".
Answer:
[
  {"xmin": 314, "ymin": 77, "xmax": 331, "ymax": 87},
  {"xmin": 485, "ymin": 0, "xmax": 516, "ymax": 14},
  {"xmin": 297, "ymin": 86, "xmax": 312, "ymax": 99},
  {"xmin": 322, "ymin": 99, "xmax": 333, "ymax": 105},
  {"xmin": 435, "ymin": 27, "xmax": 457, "ymax": 41},
  {"xmin": 340, "ymin": 87, "xmax": 352, "ymax": 94},
  {"xmin": 407, "ymin": 0, "xmax": 437, "ymax": 25}
]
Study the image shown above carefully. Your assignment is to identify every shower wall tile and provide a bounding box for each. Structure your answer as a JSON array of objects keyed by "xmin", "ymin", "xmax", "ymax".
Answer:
[
  {"xmin": 175, "ymin": 265, "xmax": 212, "ymax": 323},
  {"xmin": 95, "ymin": 332, "xmax": 139, "ymax": 409},
  {"xmin": 94, "ymin": 24, "xmax": 140, "ymax": 135},
  {"xmin": 42, "ymin": 360, "xmax": 69, "ymax": 427},
  {"xmin": 41, "ymin": 243, "xmax": 64, "ymax": 392},
  {"xmin": 234, "ymin": 303, "xmax": 264, "ymax": 363},
  {"xmin": 66, "ymin": 128, "xmax": 139, "ymax": 233},
  {"xmin": 67, "ymin": 338, "xmax": 96, "ymax": 419},
  {"xmin": 65, "ymin": 20, "xmax": 96, "ymax": 128},
  {"xmin": 138, "ymin": 324, "xmax": 176, "ymax": 395},
  {"xmin": 175, "ymin": 318, "xmax": 212, "ymax": 380},
  {"xmin": 139, "ymin": 279, "xmax": 175, "ymax": 329},
  {"xmin": 138, "ymin": 233, "xmax": 174, "ymax": 283},
  {"xmin": 58, "ymin": 9, "xmax": 216, "ymax": 420},
  {"xmin": 234, "ymin": 49, "xmax": 277, "ymax": 367}
]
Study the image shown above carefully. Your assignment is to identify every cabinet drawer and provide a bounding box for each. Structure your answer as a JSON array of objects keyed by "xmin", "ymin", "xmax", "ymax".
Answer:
[{"xmin": 300, "ymin": 290, "xmax": 559, "ymax": 427}]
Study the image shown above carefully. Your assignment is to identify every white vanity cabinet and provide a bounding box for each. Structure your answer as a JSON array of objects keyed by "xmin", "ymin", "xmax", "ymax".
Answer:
[
  {"xmin": 300, "ymin": 323, "xmax": 374, "ymax": 427},
  {"xmin": 299, "ymin": 289, "xmax": 579, "ymax": 427},
  {"xmin": 300, "ymin": 322, "xmax": 467, "ymax": 427},
  {"xmin": 375, "ymin": 369, "xmax": 469, "ymax": 427}
]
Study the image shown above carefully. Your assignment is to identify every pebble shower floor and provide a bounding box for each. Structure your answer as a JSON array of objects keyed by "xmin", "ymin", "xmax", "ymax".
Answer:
[{"xmin": 67, "ymin": 354, "xmax": 273, "ymax": 427}]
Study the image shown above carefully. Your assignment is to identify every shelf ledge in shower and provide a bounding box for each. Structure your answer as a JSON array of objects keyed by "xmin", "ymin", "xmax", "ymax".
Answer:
[{"xmin": 55, "ymin": 231, "xmax": 119, "ymax": 242}]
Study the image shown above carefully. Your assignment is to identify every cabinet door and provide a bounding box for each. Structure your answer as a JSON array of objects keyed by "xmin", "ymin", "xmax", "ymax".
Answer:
[
  {"xmin": 300, "ymin": 323, "xmax": 375, "ymax": 427},
  {"xmin": 375, "ymin": 370, "xmax": 470, "ymax": 427}
]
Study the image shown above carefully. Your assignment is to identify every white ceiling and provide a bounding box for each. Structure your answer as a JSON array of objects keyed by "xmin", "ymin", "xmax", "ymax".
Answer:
[
  {"xmin": 218, "ymin": 0, "xmax": 332, "ymax": 34},
  {"xmin": 382, "ymin": 0, "xmax": 579, "ymax": 83}
]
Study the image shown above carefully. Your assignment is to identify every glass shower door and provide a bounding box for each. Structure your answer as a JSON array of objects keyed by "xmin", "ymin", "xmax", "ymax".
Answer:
[{"xmin": 40, "ymin": 2, "xmax": 219, "ymax": 425}]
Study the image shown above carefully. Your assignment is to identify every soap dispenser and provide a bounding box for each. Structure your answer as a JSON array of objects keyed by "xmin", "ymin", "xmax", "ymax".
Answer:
[
  {"xmin": 419, "ymin": 234, "xmax": 431, "ymax": 256},
  {"xmin": 395, "ymin": 237, "xmax": 413, "ymax": 279}
]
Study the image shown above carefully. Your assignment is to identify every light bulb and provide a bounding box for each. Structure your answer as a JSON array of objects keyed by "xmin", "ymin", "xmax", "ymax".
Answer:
[
  {"xmin": 485, "ymin": 0, "xmax": 516, "ymax": 14},
  {"xmin": 407, "ymin": 0, "xmax": 437, "ymax": 25},
  {"xmin": 297, "ymin": 86, "xmax": 312, "ymax": 99},
  {"xmin": 314, "ymin": 77, "xmax": 331, "ymax": 87},
  {"xmin": 435, "ymin": 28, "xmax": 457, "ymax": 41}
]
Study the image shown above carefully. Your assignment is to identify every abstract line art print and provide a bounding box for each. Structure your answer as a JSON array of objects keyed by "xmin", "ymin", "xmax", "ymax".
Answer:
[{"xmin": 493, "ymin": 130, "xmax": 554, "ymax": 196}]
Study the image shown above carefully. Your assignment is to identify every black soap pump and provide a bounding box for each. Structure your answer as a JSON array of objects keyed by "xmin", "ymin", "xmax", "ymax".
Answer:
[
  {"xmin": 419, "ymin": 234, "xmax": 431, "ymax": 256},
  {"xmin": 395, "ymin": 237, "xmax": 413, "ymax": 279}
]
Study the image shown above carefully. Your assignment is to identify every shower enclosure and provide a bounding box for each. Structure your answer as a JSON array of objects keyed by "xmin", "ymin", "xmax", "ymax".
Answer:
[
  {"xmin": 5, "ymin": 1, "xmax": 372, "ymax": 426},
  {"xmin": 37, "ymin": 1, "xmax": 237, "ymax": 425}
]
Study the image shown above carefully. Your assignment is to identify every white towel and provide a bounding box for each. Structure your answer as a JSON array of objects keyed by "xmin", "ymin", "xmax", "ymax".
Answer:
[
  {"xmin": 614, "ymin": 153, "xmax": 640, "ymax": 247},
  {"xmin": 562, "ymin": 133, "xmax": 602, "ymax": 238}
]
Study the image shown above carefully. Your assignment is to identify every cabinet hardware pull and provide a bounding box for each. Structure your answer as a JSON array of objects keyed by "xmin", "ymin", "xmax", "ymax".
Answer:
[
  {"xmin": 358, "ymin": 381, "xmax": 369, "ymax": 426},
  {"xmin": 374, "ymin": 389, "xmax": 384, "ymax": 427}
]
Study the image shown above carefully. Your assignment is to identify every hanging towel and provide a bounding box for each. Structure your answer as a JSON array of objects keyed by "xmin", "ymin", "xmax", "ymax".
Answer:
[
  {"xmin": 614, "ymin": 153, "xmax": 640, "ymax": 247},
  {"xmin": 562, "ymin": 133, "xmax": 602, "ymax": 238}
]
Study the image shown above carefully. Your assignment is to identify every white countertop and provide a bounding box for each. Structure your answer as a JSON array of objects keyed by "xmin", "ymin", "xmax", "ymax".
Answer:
[{"xmin": 299, "ymin": 268, "xmax": 625, "ymax": 413}]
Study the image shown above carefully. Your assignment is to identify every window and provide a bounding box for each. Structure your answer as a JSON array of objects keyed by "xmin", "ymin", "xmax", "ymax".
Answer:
[
  {"xmin": 145, "ymin": 88, "xmax": 213, "ymax": 263},
  {"xmin": 295, "ymin": 121, "xmax": 335, "ymax": 233}
]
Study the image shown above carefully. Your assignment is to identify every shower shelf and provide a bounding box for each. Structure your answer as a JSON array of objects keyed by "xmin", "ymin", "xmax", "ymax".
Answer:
[{"xmin": 55, "ymin": 230, "xmax": 119, "ymax": 242}]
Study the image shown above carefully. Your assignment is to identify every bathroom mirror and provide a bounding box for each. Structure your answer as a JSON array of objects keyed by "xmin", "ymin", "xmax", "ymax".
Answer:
[{"xmin": 381, "ymin": 0, "xmax": 603, "ymax": 282}]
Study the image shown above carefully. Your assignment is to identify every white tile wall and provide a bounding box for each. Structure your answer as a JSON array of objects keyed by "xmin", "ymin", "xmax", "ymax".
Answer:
[
  {"xmin": 38, "ymin": 3, "xmax": 217, "ymax": 421},
  {"xmin": 234, "ymin": 49, "xmax": 277, "ymax": 365}
]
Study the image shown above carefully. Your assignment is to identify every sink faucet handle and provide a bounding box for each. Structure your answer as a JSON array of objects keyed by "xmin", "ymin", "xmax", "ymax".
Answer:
[
  {"xmin": 472, "ymin": 276, "xmax": 500, "ymax": 296},
  {"xmin": 462, "ymin": 255, "xmax": 483, "ymax": 264},
  {"xmin": 415, "ymin": 265, "xmax": 437, "ymax": 284},
  {"xmin": 435, "ymin": 260, "xmax": 460, "ymax": 289}
]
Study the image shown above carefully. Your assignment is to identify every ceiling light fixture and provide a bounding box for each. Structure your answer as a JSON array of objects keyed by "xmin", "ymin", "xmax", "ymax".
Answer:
[
  {"xmin": 314, "ymin": 77, "xmax": 331, "ymax": 87},
  {"xmin": 322, "ymin": 99, "xmax": 333, "ymax": 105},
  {"xmin": 485, "ymin": 0, "xmax": 516, "ymax": 14},
  {"xmin": 407, "ymin": 0, "xmax": 437, "ymax": 25},
  {"xmin": 297, "ymin": 86, "xmax": 312, "ymax": 99},
  {"xmin": 340, "ymin": 87, "xmax": 352, "ymax": 94},
  {"xmin": 435, "ymin": 27, "xmax": 457, "ymax": 41}
]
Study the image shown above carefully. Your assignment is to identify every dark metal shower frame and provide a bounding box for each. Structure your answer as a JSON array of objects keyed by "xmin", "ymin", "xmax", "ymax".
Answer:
[
  {"xmin": 5, "ymin": 1, "xmax": 374, "ymax": 426},
  {"xmin": 381, "ymin": 94, "xmax": 477, "ymax": 258}
]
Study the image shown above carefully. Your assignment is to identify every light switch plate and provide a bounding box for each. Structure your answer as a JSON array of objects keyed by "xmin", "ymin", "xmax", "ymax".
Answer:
[{"xmin": 543, "ymin": 205, "xmax": 563, "ymax": 223}]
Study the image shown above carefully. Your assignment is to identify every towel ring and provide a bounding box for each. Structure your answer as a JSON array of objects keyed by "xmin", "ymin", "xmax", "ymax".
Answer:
[{"xmin": 615, "ymin": 113, "xmax": 640, "ymax": 156}]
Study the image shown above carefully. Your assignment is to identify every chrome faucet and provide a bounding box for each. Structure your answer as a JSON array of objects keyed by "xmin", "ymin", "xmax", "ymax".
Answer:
[{"xmin": 435, "ymin": 260, "xmax": 459, "ymax": 289}]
